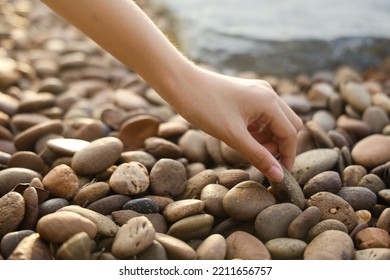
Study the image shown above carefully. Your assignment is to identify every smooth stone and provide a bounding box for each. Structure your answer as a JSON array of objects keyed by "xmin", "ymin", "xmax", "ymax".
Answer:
[
  {"xmin": 114, "ymin": 88, "xmax": 149, "ymax": 111},
  {"xmin": 196, "ymin": 234, "xmax": 226, "ymax": 260},
  {"xmin": 38, "ymin": 198, "xmax": 70, "ymax": 218},
  {"xmin": 0, "ymin": 167, "xmax": 42, "ymax": 196},
  {"xmin": 167, "ymin": 214, "xmax": 214, "ymax": 241},
  {"xmin": 155, "ymin": 233, "xmax": 196, "ymax": 260},
  {"xmin": 144, "ymin": 195, "xmax": 174, "ymax": 212},
  {"xmin": 349, "ymin": 222, "xmax": 369, "ymax": 240},
  {"xmin": 307, "ymin": 219, "xmax": 349, "ymax": 242},
  {"xmin": 376, "ymin": 207, "xmax": 390, "ymax": 232},
  {"xmin": 342, "ymin": 165, "xmax": 367, "ymax": 186},
  {"xmin": 303, "ymin": 171, "xmax": 342, "ymax": 198},
  {"xmin": 352, "ymin": 134, "xmax": 390, "ymax": 168},
  {"xmin": 337, "ymin": 187, "xmax": 377, "ymax": 211},
  {"xmin": 311, "ymin": 110, "xmax": 336, "ymax": 131},
  {"xmin": 144, "ymin": 136, "xmax": 182, "ymax": 159},
  {"xmin": 186, "ymin": 162, "xmax": 206, "ymax": 177},
  {"xmin": 120, "ymin": 150, "xmax": 157, "ymax": 171},
  {"xmin": 340, "ymin": 81, "xmax": 371, "ymax": 113},
  {"xmin": 0, "ymin": 230, "xmax": 35, "ymax": 259},
  {"xmin": 119, "ymin": 114, "xmax": 160, "ymax": 151},
  {"xmin": 137, "ymin": 240, "xmax": 168, "ymax": 260},
  {"xmin": 0, "ymin": 91, "xmax": 19, "ymax": 116},
  {"xmin": 288, "ymin": 206, "xmax": 321, "ymax": 239},
  {"xmin": 216, "ymin": 169, "xmax": 249, "ymax": 189},
  {"xmin": 55, "ymin": 232, "xmax": 92, "ymax": 260},
  {"xmin": 177, "ymin": 169, "xmax": 217, "ymax": 200},
  {"xmin": 223, "ymin": 180, "xmax": 276, "ymax": 221},
  {"xmin": 0, "ymin": 57, "xmax": 20, "ymax": 87},
  {"xmin": 304, "ymin": 230, "xmax": 354, "ymax": 260},
  {"xmin": 58, "ymin": 205, "xmax": 118, "ymax": 237},
  {"xmin": 265, "ymin": 238, "xmax": 307, "ymax": 260},
  {"xmin": 255, "ymin": 203, "xmax": 302, "ymax": 243},
  {"xmin": 72, "ymin": 181, "xmax": 110, "ymax": 207},
  {"xmin": 0, "ymin": 192, "xmax": 25, "ymax": 239},
  {"xmin": 178, "ymin": 129, "xmax": 210, "ymax": 163},
  {"xmin": 306, "ymin": 120, "xmax": 334, "ymax": 148},
  {"xmin": 327, "ymin": 129, "xmax": 351, "ymax": 149},
  {"xmin": 220, "ymin": 142, "xmax": 248, "ymax": 166},
  {"xmin": 7, "ymin": 233, "xmax": 52, "ymax": 260},
  {"xmin": 42, "ymin": 164, "xmax": 79, "ymax": 200},
  {"xmin": 46, "ymin": 138, "xmax": 90, "ymax": 156},
  {"xmin": 292, "ymin": 148, "xmax": 338, "ymax": 185},
  {"xmin": 38, "ymin": 77, "xmax": 66, "ymax": 94},
  {"xmin": 354, "ymin": 248, "xmax": 390, "ymax": 260},
  {"xmin": 357, "ymin": 174, "xmax": 385, "ymax": 194},
  {"xmin": 355, "ymin": 210, "xmax": 372, "ymax": 224},
  {"xmin": 109, "ymin": 162, "xmax": 149, "ymax": 195},
  {"xmin": 7, "ymin": 151, "xmax": 45, "ymax": 173},
  {"xmin": 372, "ymin": 92, "xmax": 390, "ymax": 113},
  {"xmin": 18, "ymin": 93, "xmax": 56, "ymax": 113},
  {"xmin": 19, "ymin": 186, "xmax": 39, "ymax": 230},
  {"xmin": 362, "ymin": 106, "xmax": 389, "ymax": 133},
  {"xmin": 87, "ymin": 194, "xmax": 131, "ymax": 215},
  {"xmin": 157, "ymin": 121, "xmax": 189, "ymax": 139},
  {"xmin": 36, "ymin": 211, "xmax": 97, "ymax": 244},
  {"xmin": 13, "ymin": 119, "xmax": 63, "ymax": 151},
  {"xmin": 269, "ymin": 164, "xmax": 305, "ymax": 209},
  {"xmin": 111, "ymin": 210, "xmax": 167, "ymax": 233},
  {"xmin": 149, "ymin": 158, "xmax": 187, "ymax": 197},
  {"xmin": 355, "ymin": 228, "xmax": 390, "ymax": 249},
  {"xmin": 63, "ymin": 118, "xmax": 107, "ymax": 142},
  {"xmin": 378, "ymin": 189, "xmax": 390, "ymax": 205},
  {"xmin": 205, "ymin": 135, "xmax": 226, "ymax": 166},
  {"xmin": 200, "ymin": 184, "xmax": 229, "ymax": 218},
  {"xmin": 296, "ymin": 126, "xmax": 317, "ymax": 155},
  {"xmin": 71, "ymin": 136, "xmax": 123, "ymax": 175},
  {"xmin": 225, "ymin": 231, "xmax": 271, "ymax": 260},
  {"xmin": 336, "ymin": 115, "xmax": 371, "ymax": 139},
  {"xmin": 122, "ymin": 198, "xmax": 159, "ymax": 214},
  {"xmin": 163, "ymin": 199, "xmax": 205, "ymax": 223},
  {"xmin": 112, "ymin": 216, "xmax": 156, "ymax": 259}
]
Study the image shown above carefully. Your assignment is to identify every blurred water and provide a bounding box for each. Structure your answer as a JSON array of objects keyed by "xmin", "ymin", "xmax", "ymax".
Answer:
[{"xmin": 153, "ymin": 0, "xmax": 390, "ymax": 75}]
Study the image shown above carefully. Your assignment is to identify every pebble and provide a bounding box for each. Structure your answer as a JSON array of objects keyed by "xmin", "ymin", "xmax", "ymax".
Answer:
[
  {"xmin": 0, "ymin": 230, "xmax": 35, "ymax": 259},
  {"xmin": 55, "ymin": 232, "xmax": 92, "ymax": 260},
  {"xmin": 378, "ymin": 189, "xmax": 390, "ymax": 205},
  {"xmin": 376, "ymin": 207, "xmax": 390, "ymax": 232},
  {"xmin": 265, "ymin": 238, "xmax": 307, "ymax": 260},
  {"xmin": 225, "ymin": 231, "xmax": 271, "ymax": 260},
  {"xmin": 306, "ymin": 120, "xmax": 334, "ymax": 148},
  {"xmin": 111, "ymin": 210, "xmax": 167, "ymax": 233},
  {"xmin": 0, "ymin": 192, "xmax": 25, "ymax": 239},
  {"xmin": 137, "ymin": 240, "xmax": 168, "ymax": 260},
  {"xmin": 163, "ymin": 199, "xmax": 205, "ymax": 223},
  {"xmin": 307, "ymin": 219, "xmax": 349, "ymax": 241},
  {"xmin": 292, "ymin": 149, "xmax": 339, "ymax": 185},
  {"xmin": 178, "ymin": 169, "xmax": 217, "ymax": 199},
  {"xmin": 216, "ymin": 169, "xmax": 249, "ymax": 189},
  {"xmin": 340, "ymin": 81, "xmax": 371, "ymax": 113},
  {"xmin": 306, "ymin": 191, "xmax": 358, "ymax": 232},
  {"xmin": 362, "ymin": 106, "xmax": 389, "ymax": 133},
  {"xmin": 167, "ymin": 214, "xmax": 214, "ymax": 241},
  {"xmin": 288, "ymin": 206, "xmax": 321, "ymax": 239},
  {"xmin": 36, "ymin": 211, "xmax": 97, "ymax": 244},
  {"xmin": 303, "ymin": 171, "xmax": 342, "ymax": 198},
  {"xmin": 122, "ymin": 198, "xmax": 160, "ymax": 214},
  {"xmin": 42, "ymin": 164, "xmax": 79, "ymax": 200},
  {"xmin": 7, "ymin": 151, "xmax": 45, "ymax": 173},
  {"xmin": 357, "ymin": 174, "xmax": 385, "ymax": 194},
  {"xmin": 72, "ymin": 181, "xmax": 111, "ymax": 207},
  {"xmin": 155, "ymin": 232, "xmax": 196, "ymax": 260},
  {"xmin": 7, "ymin": 233, "xmax": 52, "ymax": 260},
  {"xmin": 255, "ymin": 203, "xmax": 302, "ymax": 242},
  {"xmin": 355, "ymin": 228, "xmax": 390, "ymax": 249},
  {"xmin": 354, "ymin": 248, "xmax": 390, "ymax": 260},
  {"xmin": 109, "ymin": 162, "xmax": 149, "ymax": 195},
  {"xmin": 19, "ymin": 186, "xmax": 39, "ymax": 230},
  {"xmin": 351, "ymin": 134, "xmax": 390, "ymax": 168},
  {"xmin": 269, "ymin": 164, "xmax": 305, "ymax": 209},
  {"xmin": 342, "ymin": 165, "xmax": 367, "ymax": 186},
  {"xmin": 87, "ymin": 194, "xmax": 131, "ymax": 215},
  {"xmin": 144, "ymin": 195, "xmax": 174, "ymax": 212},
  {"xmin": 149, "ymin": 158, "xmax": 187, "ymax": 197},
  {"xmin": 205, "ymin": 135, "xmax": 226, "ymax": 166},
  {"xmin": 120, "ymin": 151, "xmax": 157, "ymax": 171},
  {"xmin": 178, "ymin": 129, "xmax": 210, "ymax": 164},
  {"xmin": 304, "ymin": 230, "xmax": 354, "ymax": 259},
  {"xmin": 38, "ymin": 198, "xmax": 69, "ymax": 218},
  {"xmin": 337, "ymin": 187, "xmax": 377, "ymax": 211},
  {"xmin": 157, "ymin": 121, "xmax": 188, "ymax": 139},
  {"xmin": 311, "ymin": 110, "xmax": 336, "ymax": 131},
  {"xmin": 71, "ymin": 136, "xmax": 123, "ymax": 176},
  {"xmin": 200, "ymin": 184, "xmax": 229, "ymax": 218},
  {"xmin": 46, "ymin": 138, "xmax": 90, "ymax": 156},
  {"xmin": 111, "ymin": 216, "xmax": 156, "ymax": 259},
  {"xmin": 223, "ymin": 180, "xmax": 276, "ymax": 221},
  {"xmin": 196, "ymin": 234, "xmax": 226, "ymax": 260},
  {"xmin": 144, "ymin": 136, "xmax": 182, "ymax": 159},
  {"xmin": 0, "ymin": 167, "xmax": 42, "ymax": 196}
]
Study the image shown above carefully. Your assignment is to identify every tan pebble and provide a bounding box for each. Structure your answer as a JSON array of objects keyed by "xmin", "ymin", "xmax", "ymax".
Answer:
[
  {"xmin": 178, "ymin": 129, "xmax": 210, "ymax": 164},
  {"xmin": 137, "ymin": 240, "xmax": 168, "ymax": 260},
  {"xmin": 336, "ymin": 115, "xmax": 371, "ymax": 139},
  {"xmin": 177, "ymin": 169, "xmax": 217, "ymax": 200},
  {"xmin": 354, "ymin": 248, "xmax": 390, "ymax": 260},
  {"xmin": 355, "ymin": 228, "xmax": 390, "ymax": 249},
  {"xmin": 303, "ymin": 171, "xmax": 342, "ymax": 198},
  {"xmin": 200, "ymin": 183, "xmax": 229, "ymax": 218},
  {"xmin": 144, "ymin": 195, "xmax": 174, "ymax": 211},
  {"xmin": 304, "ymin": 230, "xmax": 354, "ymax": 259},
  {"xmin": 355, "ymin": 210, "xmax": 372, "ymax": 224},
  {"xmin": 155, "ymin": 233, "xmax": 196, "ymax": 260},
  {"xmin": 307, "ymin": 219, "xmax": 348, "ymax": 241},
  {"xmin": 216, "ymin": 169, "xmax": 249, "ymax": 189},
  {"xmin": 0, "ymin": 167, "xmax": 42, "ymax": 197},
  {"xmin": 55, "ymin": 232, "xmax": 92, "ymax": 260},
  {"xmin": 337, "ymin": 187, "xmax": 377, "ymax": 211},
  {"xmin": 72, "ymin": 181, "xmax": 110, "ymax": 207},
  {"xmin": 357, "ymin": 174, "xmax": 385, "ymax": 194},
  {"xmin": 111, "ymin": 210, "xmax": 167, "ymax": 233},
  {"xmin": 163, "ymin": 199, "xmax": 205, "ymax": 223},
  {"xmin": 36, "ymin": 211, "xmax": 97, "ymax": 244},
  {"xmin": 342, "ymin": 165, "xmax": 367, "ymax": 186},
  {"xmin": 226, "ymin": 231, "xmax": 271, "ymax": 260},
  {"xmin": 288, "ymin": 206, "xmax": 321, "ymax": 239},
  {"xmin": 157, "ymin": 121, "xmax": 188, "ymax": 139},
  {"xmin": 42, "ymin": 164, "xmax": 79, "ymax": 200},
  {"xmin": 186, "ymin": 162, "xmax": 206, "ymax": 177},
  {"xmin": 220, "ymin": 141, "xmax": 248, "ymax": 166},
  {"xmin": 340, "ymin": 81, "xmax": 371, "ymax": 113},
  {"xmin": 265, "ymin": 238, "xmax": 307, "ymax": 260},
  {"xmin": 46, "ymin": 138, "xmax": 90, "ymax": 156},
  {"xmin": 19, "ymin": 186, "xmax": 39, "ymax": 230},
  {"xmin": 109, "ymin": 162, "xmax": 149, "ymax": 195},
  {"xmin": 0, "ymin": 192, "xmax": 25, "ymax": 239},
  {"xmin": 306, "ymin": 120, "xmax": 334, "ymax": 148},
  {"xmin": 7, "ymin": 233, "xmax": 52, "ymax": 260},
  {"xmin": 112, "ymin": 216, "xmax": 156, "ymax": 259},
  {"xmin": 0, "ymin": 230, "xmax": 34, "ymax": 259},
  {"xmin": 7, "ymin": 151, "xmax": 45, "ymax": 173},
  {"xmin": 362, "ymin": 106, "xmax": 389, "ymax": 133},
  {"xmin": 120, "ymin": 150, "xmax": 156, "ymax": 170},
  {"xmin": 144, "ymin": 136, "xmax": 182, "ymax": 159},
  {"xmin": 377, "ymin": 207, "xmax": 390, "ymax": 232},
  {"xmin": 204, "ymin": 135, "xmax": 226, "ymax": 166},
  {"xmin": 167, "ymin": 214, "xmax": 214, "ymax": 241},
  {"xmin": 196, "ymin": 234, "xmax": 226, "ymax": 260}
]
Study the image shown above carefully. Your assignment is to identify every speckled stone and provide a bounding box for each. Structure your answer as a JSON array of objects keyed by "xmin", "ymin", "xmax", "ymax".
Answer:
[
  {"xmin": 354, "ymin": 248, "xmax": 390, "ymax": 260},
  {"xmin": 109, "ymin": 162, "xmax": 149, "ymax": 195},
  {"xmin": 225, "ymin": 231, "xmax": 271, "ymax": 260},
  {"xmin": 122, "ymin": 198, "xmax": 159, "ymax": 214},
  {"xmin": 223, "ymin": 180, "xmax": 276, "ymax": 221},
  {"xmin": 304, "ymin": 230, "xmax": 354, "ymax": 260},
  {"xmin": 265, "ymin": 238, "xmax": 307, "ymax": 259},
  {"xmin": 303, "ymin": 171, "xmax": 342, "ymax": 198},
  {"xmin": 42, "ymin": 164, "xmax": 79, "ymax": 200},
  {"xmin": 0, "ymin": 192, "xmax": 25, "ymax": 239},
  {"xmin": 163, "ymin": 199, "xmax": 205, "ymax": 223},
  {"xmin": 196, "ymin": 234, "xmax": 226, "ymax": 260}
]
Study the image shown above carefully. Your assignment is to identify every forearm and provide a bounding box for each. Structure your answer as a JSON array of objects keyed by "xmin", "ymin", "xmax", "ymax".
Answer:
[{"xmin": 40, "ymin": 0, "xmax": 194, "ymax": 106}]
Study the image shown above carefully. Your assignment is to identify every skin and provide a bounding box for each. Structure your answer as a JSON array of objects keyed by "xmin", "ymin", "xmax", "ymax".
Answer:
[{"xmin": 41, "ymin": 0, "xmax": 302, "ymax": 182}]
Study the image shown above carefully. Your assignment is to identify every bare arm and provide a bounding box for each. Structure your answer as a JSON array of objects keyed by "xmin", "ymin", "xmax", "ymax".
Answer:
[{"xmin": 41, "ymin": 0, "xmax": 302, "ymax": 182}]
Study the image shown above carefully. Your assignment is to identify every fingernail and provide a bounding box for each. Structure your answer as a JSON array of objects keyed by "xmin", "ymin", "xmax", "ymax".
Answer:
[{"xmin": 268, "ymin": 165, "xmax": 284, "ymax": 182}]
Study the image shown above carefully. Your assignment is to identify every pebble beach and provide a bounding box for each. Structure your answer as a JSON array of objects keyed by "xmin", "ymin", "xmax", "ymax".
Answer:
[{"xmin": 1, "ymin": 0, "xmax": 390, "ymax": 261}]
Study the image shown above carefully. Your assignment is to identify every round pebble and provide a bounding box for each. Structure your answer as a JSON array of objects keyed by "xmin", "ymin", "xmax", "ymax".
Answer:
[
  {"xmin": 167, "ymin": 214, "xmax": 214, "ymax": 241},
  {"xmin": 0, "ymin": 192, "xmax": 25, "ymax": 239},
  {"xmin": 163, "ymin": 199, "xmax": 205, "ymax": 223},
  {"xmin": 225, "ymin": 231, "xmax": 271, "ymax": 260},
  {"xmin": 288, "ymin": 206, "xmax": 321, "ymax": 239},
  {"xmin": 178, "ymin": 129, "xmax": 210, "ymax": 163},
  {"xmin": 355, "ymin": 228, "xmax": 390, "ymax": 249},
  {"xmin": 109, "ymin": 162, "xmax": 149, "ymax": 195},
  {"xmin": 337, "ymin": 187, "xmax": 377, "ymax": 211},
  {"xmin": 265, "ymin": 238, "xmax": 307, "ymax": 260},
  {"xmin": 178, "ymin": 169, "xmax": 217, "ymax": 200},
  {"xmin": 196, "ymin": 234, "xmax": 226, "ymax": 260},
  {"xmin": 307, "ymin": 219, "xmax": 349, "ymax": 241},
  {"xmin": 351, "ymin": 134, "xmax": 390, "ymax": 169},
  {"xmin": 303, "ymin": 171, "xmax": 342, "ymax": 198},
  {"xmin": 7, "ymin": 151, "xmax": 45, "ymax": 173},
  {"xmin": 155, "ymin": 233, "xmax": 196, "ymax": 260},
  {"xmin": 144, "ymin": 136, "xmax": 182, "ymax": 159},
  {"xmin": 120, "ymin": 151, "xmax": 156, "ymax": 171},
  {"xmin": 42, "ymin": 164, "xmax": 79, "ymax": 200},
  {"xmin": 122, "ymin": 198, "xmax": 159, "ymax": 214},
  {"xmin": 342, "ymin": 165, "xmax": 367, "ymax": 186},
  {"xmin": 72, "ymin": 181, "xmax": 110, "ymax": 207},
  {"xmin": 46, "ymin": 138, "xmax": 90, "ymax": 156},
  {"xmin": 200, "ymin": 184, "xmax": 229, "ymax": 218},
  {"xmin": 38, "ymin": 198, "xmax": 69, "ymax": 218},
  {"xmin": 55, "ymin": 231, "xmax": 92, "ymax": 260},
  {"xmin": 354, "ymin": 248, "xmax": 390, "ymax": 260},
  {"xmin": 376, "ymin": 208, "xmax": 390, "ymax": 232},
  {"xmin": 0, "ymin": 167, "xmax": 42, "ymax": 197}
]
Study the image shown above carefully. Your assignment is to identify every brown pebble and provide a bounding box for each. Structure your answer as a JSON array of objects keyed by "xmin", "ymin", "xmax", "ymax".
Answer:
[
  {"xmin": 265, "ymin": 237, "xmax": 307, "ymax": 260},
  {"xmin": 196, "ymin": 234, "xmax": 226, "ymax": 260},
  {"xmin": 337, "ymin": 187, "xmax": 377, "ymax": 211},
  {"xmin": 72, "ymin": 181, "xmax": 111, "ymax": 207},
  {"xmin": 377, "ymin": 207, "xmax": 390, "ymax": 232},
  {"xmin": 355, "ymin": 228, "xmax": 390, "ymax": 249},
  {"xmin": 342, "ymin": 165, "xmax": 367, "ymax": 186},
  {"xmin": 0, "ymin": 192, "xmax": 25, "ymax": 239},
  {"xmin": 109, "ymin": 162, "xmax": 149, "ymax": 195},
  {"xmin": 307, "ymin": 219, "xmax": 349, "ymax": 241},
  {"xmin": 351, "ymin": 134, "xmax": 390, "ymax": 169},
  {"xmin": 7, "ymin": 151, "xmax": 45, "ymax": 173},
  {"xmin": 137, "ymin": 240, "xmax": 168, "ymax": 260},
  {"xmin": 144, "ymin": 136, "xmax": 182, "ymax": 159},
  {"xmin": 87, "ymin": 194, "xmax": 131, "ymax": 215},
  {"xmin": 19, "ymin": 186, "xmax": 39, "ymax": 230},
  {"xmin": 178, "ymin": 169, "xmax": 217, "ymax": 200},
  {"xmin": 111, "ymin": 210, "xmax": 167, "ymax": 233},
  {"xmin": 354, "ymin": 248, "xmax": 390, "ymax": 260},
  {"xmin": 0, "ymin": 167, "xmax": 42, "ymax": 197},
  {"xmin": 155, "ymin": 233, "xmax": 196, "ymax": 260},
  {"xmin": 163, "ymin": 199, "xmax": 205, "ymax": 223},
  {"xmin": 167, "ymin": 214, "xmax": 214, "ymax": 241},
  {"xmin": 216, "ymin": 169, "xmax": 249, "ymax": 189},
  {"xmin": 200, "ymin": 183, "xmax": 229, "ymax": 218},
  {"xmin": 357, "ymin": 173, "xmax": 385, "ymax": 194},
  {"xmin": 42, "ymin": 164, "xmax": 79, "ymax": 200},
  {"xmin": 7, "ymin": 233, "xmax": 52, "ymax": 260},
  {"xmin": 0, "ymin": 230, "xmax": 34, "ymax": 259},
  {"xmin": 288, "ymin": 206, "xmax": 321, "ymax": 239},
  {"xmin": 120, "ymin": 150, "xmax": 156, "ymax": 171},
  {"xmin": 225, "ymin": 231, "xmax": 271, "ymax": 260},
  {"xmin": 303, "ymin": 171, "xmax": 342, "ymax": 198},
  {"xmin": 55, "ymin": 232, "xmax": 92, "ymax": 260}
]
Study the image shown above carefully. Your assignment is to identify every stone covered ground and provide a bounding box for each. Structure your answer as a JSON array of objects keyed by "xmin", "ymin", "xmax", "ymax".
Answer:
[{"xmin": 1, "ymin": 0, "xmax": 390, "ymax": 260}]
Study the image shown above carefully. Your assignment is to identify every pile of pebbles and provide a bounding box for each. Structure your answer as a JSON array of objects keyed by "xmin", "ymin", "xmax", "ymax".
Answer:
[{"xmin": 1, "ymin": 0, "xmax": 390, "ymax": 260}]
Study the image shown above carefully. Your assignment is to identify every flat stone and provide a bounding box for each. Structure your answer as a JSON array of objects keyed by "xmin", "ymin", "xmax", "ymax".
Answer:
[
  {"xmin": 120, "ymin": 151, "xmax": 156, "ymax": 171},
  {"xmin": 177, "ymin": 169, "xmax": 217, "ymax": 200},
  {"xmin": 155, "ymin": 232, "xmax": 196, "ymax": 260},
  {"xmin": 111, "ymin": 210, "xmax": 167, "ymax": 233},
  {"xmin": 7, "ymin": 233, "xmax": 52, "ymax": 260},
  {"xmin": 0, "ymin": 230, "xmax": 35, "ymax": 259},
  {"xmin": 137, "ymin": 240, "xmax": 168, "ymax": 260},
  {"xmin": 163, "ymin": 199, "xmax": 205, "ymax": 223},
  {"xmin": 376, "ymin": 207, "xmax": 390, "ymax": 232},
  {"xmin": 265, "ymin": 238, "xmax": 307, "ymax": 260},
  {"xmin": 362, "ymin": 106, "xmax": 389, "ymax": 133},
  {"xmin": 144, "ymin": 136, "xmax": 182, "ymax": 159},
  {"xmin": 340, "ymin": 81, "xmax": 372, "ymax": 113},
  {"xmin": 72, "ymin": 181, "xmax": 110, "ymax": 207},
  {"xmin": 351, "ymin": 134, "xmax": 390, "ymax": 168},
  {"xmin": 7, "ymin": 151, "xmax": 45, "ymax": 173},
  {"xmin": 307, "ymin": 219, "xmax": 349, "ymax": 241},
  {"xmin": 196, "ymin": 234, "xmax": 226, "ymax": 260},
  {"xmin": 55, "ymin": 232, "xmax": 92, "ymax": 260},
  {"xmin": 167, "ymin": 214, "xmax": 214, "ymax": 241},
  {"xmin": 87, "ymin": 194, "xmax": 131, "ymax": 215},
  {"xmin": 288, "ymin": 206, "xmax": 321, "ymax": 240},
  {"xmin": 46, "ymin": 138, "xmax": 90, "ymax": 156},
  {"xmin": 216, "ymin": 169, "xmax": 249, "ymax": 189},
  {"xmin": 354, "ymin": 248, "xmax": 390, "ymax": 260},
  {"xmin": 122, "ymin": 198, "xmax": 160, "ymax": 214},
  {"xmin": 337, "ymin": 187, "xmax": 377, "ymax": 211},
  {"xmin": 19, "ymin": 186, "xmax": 39, "ymax": 230}
]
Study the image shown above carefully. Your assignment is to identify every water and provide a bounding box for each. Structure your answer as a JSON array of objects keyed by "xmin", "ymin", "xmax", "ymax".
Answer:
[{"xmin": 152, "ymin": 0, "xmax": 390, "ymax": 75}]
